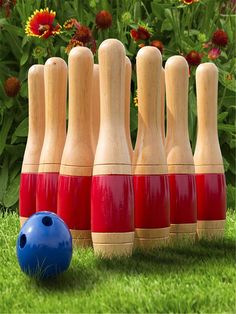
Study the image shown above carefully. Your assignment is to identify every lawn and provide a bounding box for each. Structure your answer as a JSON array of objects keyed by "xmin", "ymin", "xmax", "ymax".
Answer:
[{"xmin": 0, "ymin": 211, "xmax": 235, "ymax": 313}]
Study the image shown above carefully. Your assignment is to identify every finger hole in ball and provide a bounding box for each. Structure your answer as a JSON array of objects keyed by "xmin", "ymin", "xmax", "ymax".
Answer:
[
  {"xmin": 42, "ymin": 216, "xmax": 53, "ymax": 227},
  {"xmin": 20, "ymin": 234, "xmax": 27, "ymax": 248}
]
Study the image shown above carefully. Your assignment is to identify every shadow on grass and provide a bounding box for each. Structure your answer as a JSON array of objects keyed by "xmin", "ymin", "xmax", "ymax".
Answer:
[
  {"xmin": 95, "ymin": 237, "xmax": 236, "ymax": 274},
  {"xmin": 32, "ymin": 238, "xmax": 235, "ymax": 292}
]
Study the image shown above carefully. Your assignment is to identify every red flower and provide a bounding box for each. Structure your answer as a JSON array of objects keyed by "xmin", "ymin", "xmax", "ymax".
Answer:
[
  {"xmin": 151, "ymin": 40, "xmax": 164, "ymax": 53},
  {"xmin": 130, "ymin": 26, "xmax": 151, "ymax": 42},
  {"xmin": 66, "ymin": 24, "xmax": 96, "ymax": 54},
  {"xmin": 25, "ymin": 8, "xmax": 61, "ymax": 39},
  {"xmin": 208, "ymin": 47, "xmax": 221, "ymax": 60},
  {"xmin": 64, "ymin": 18, "xmax": 80, "ymax": 30},
  {"xmin": 185, "ymin": 50, "xmax": 201, "ymax": 66},
  {"xmin": 4, "ymin": 77, "xmax": 21, "ymax": 97},
  {"xmin": 95, "ymin": 10, "xmax": 112, "ymax": 29},
  {"xmin": 65, "ymin": 39, "xmax": 84, "ymax": 54},
  {"xmin": 212, "ymin": 29, "xmax": 228, "ymax": 47},
  {"xmin": 130, "ymin": 29, "xmax": 139, "ymax": 41},
  {"xmin": 73, "ymin": 25, "xmax": 92, "ymax": 44}
]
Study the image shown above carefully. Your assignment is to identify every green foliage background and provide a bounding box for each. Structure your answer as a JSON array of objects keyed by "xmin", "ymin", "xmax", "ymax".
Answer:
[{"xmin": 0, "ymin": 0, "xmax": 235, "ymax": 211}]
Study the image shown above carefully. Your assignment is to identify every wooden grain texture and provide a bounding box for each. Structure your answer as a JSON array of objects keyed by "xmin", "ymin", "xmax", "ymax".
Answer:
[
  {"xmin": 60, "ymin": 47, "xmax": 94, "ymax": 176},
  {"xmin": 93, "ymin": 39, "xmax": 131, "ymax": 175},
  {"xmin": 22, "ymin": 65, "xmax": 45, "ymax": 172},
  {"xmin": 91, "ymin": 64, "xmax": 100, "ymax": 156},
  {"xmin": 125, "ymin": 56, "xmax": 133, "ymax": 159},
  {"xmin": 197, "ymin": 220, "xmax": 225, "ymax": 229},
  {"xmin": 70, "ymin": 229, "xmax": 92, "ymax": 248},
  {"xmin": 39, "ymin": 57, "xmax": 67, "ymax": 173},
  {"xmin": 194, "ymin": 63, "xmax": 224, "ymax": 174},
  {"xmin": 135, "ymin": 227, "xmax": 170, "ymax": 238},
  {"xmin": 92, "ymin": 232, "xmax": 134, "ymax": 244},
  {"xmin": 70, "ymin": 229, "xmax": 91, "ymax": 238},
  {"xmin": 20, "ymin": 216, "xmax": 28, "ymax": 227},
  {"xmin": 170, "ymin": 223, "xmax": 197, "ymax": 233},
  {"xmin": 133, "ymin": 46, "xmax": 167, "ymax": 175},
  {"xmin": 73, "ymin": 239, "xmax": 92, "ymax": 248},
  {"xmin": 161, "ymin": 68, "xmax": 165, "ymax": 145},
  {"xmin": 165, "ymin": 56, "xmax": 194, "ymax": 174}
]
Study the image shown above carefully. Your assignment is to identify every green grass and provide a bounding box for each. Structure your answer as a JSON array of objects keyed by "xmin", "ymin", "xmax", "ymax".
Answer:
[{"xmin": 0, "ymin": 211, "xmax": 235, "ymax": 313}]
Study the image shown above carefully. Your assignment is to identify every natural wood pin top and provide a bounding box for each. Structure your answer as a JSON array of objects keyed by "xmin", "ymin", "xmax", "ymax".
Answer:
[
  {"xmin": 133, "ymin": 46, "xmax": 168, "ymax": 175},
  {"xmin": 194, "ymin": 63, "xmax": 224, "ymax": 173},
  {"xmin": 93, "ymin": 39, "xmax": 132, "ymax": 175},
  {"xmin": 22, "ymin": 65, "xmax": 45, "ymax": 173},
  {"xmin": 60, "ymin": 47, "xmax": 94, "ymax": 176},
  {"xmin": 165, "ymin": 56, "xmax": 194, "ymax": 174},
  {"xmin": 38, "ymin": 57, "xmax": 67, "ymax": 173}
]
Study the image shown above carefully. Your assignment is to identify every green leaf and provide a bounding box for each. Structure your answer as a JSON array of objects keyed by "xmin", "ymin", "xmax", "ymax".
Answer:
[
  {"xmin": 230, "ymin": 139, "xmax": 236, "ymax": 149},
  {"xmin": 0, "ymin": 157, "xmax": 8, "ymax": 203},
  {"xmin": 9, "ymin": 163, "xmax": 21, "ymax": 182},
  {"xmin": 218, "ymin": 112, "xmax": 228, "ymax": 122},
  {"xmin": 3, "ymin": 174, "xmax": 20, "ymax": 208},
  {"xmin": 151, "ymin": 2, "xmax": 170, "ymax": 20},
  {"xmin": 218, "ymin": 69, "xmax": 236, "ymax": 92},
  {"xmin": 20, "ymin": 49, "xmax": 29, "ymax": 66},
  {"xmin": 19, "ymin": 81, "xmax": 28, "ymax": 98},
  {"xmin": 13, "ymin": 117, "xmax": 28, "ymax": 137},
  {"xmin": 0, "ymin": 115, "xmax": 13, "ymax": 156},
  {"xmin": 161, "ymin": 19, "xmax": 172, "ymax": 32},
  {"xmin": 130, "ymin": 105, "xmax": 138, "ymax": 132},
  {"xmin": 218, "ymin": 123, "xmax": 235, "ymax": 132},
  {"xmin": 227, "ymin": 184, "xmax": 236, "ymax": 210},
  {"xmin": 223, "ymin": 157, "xmax": 229, "ymax": 172}
]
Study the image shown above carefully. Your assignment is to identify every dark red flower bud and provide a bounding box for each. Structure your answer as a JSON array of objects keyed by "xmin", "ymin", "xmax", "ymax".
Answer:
[
  {"xmin": 130, "ymin": 26, "xmax": 150, "ymax": 42},
  {"xmin": 74, "ymin": 25, "xmax": 92, "ymax": 44},
  {"xmin": 95, "ymin": 10, "xmax": 112, "ymax": 29},
  {"xmin": 4, "ymin": 77, "xmax": 21, "ymax": 97},
  {"xmin": 185, "ymin": 50, "xmax": 201, "ymax": 66},
  {"xmin": 212, "ymin": 29, "xmax": 228, "ymax": 47},
  {"xmin": 151, "ymin": 40, "xmax": 164, "ymax": 54},
  {"xmin": 130, "ymin": 29, "xmax": 139, "ymax": 41}
]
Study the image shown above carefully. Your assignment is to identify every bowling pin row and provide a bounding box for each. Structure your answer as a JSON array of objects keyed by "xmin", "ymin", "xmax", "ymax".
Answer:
[{"xmin": 19, "ymin": 39, "xmax": 226, "ymax": 258}]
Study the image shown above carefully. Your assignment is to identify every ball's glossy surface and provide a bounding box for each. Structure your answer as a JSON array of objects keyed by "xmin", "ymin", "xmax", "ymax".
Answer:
[{"xmin": 16, "ymin": 211, "xmax": 72, "ymax": 279}]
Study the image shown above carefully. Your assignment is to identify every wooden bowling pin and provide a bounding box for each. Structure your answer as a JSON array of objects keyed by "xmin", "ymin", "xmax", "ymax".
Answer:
[
  {"xmin": 36, "ymin": 58, "xmax": 67, "ymax": 213},
  {"xmin": 165, "ymin": 56, "xmax": 197, "ymax": 241},
  {"xmin": 57, "ymin": 47, "xmax": 94, "ymax": 247},
  {"xmin": 125, "ymin": 56, "xmax": 133, "ymax": 158},
  {"xmin": 133, "ymin": 47, "xmax": 170, "ymax": 249},
  {"xmin": 91, "ymin": 64, "xmax": 100, "ymax": 155},
  {"xmin": 19, "ymin": 65, "xmax": 45, "ymax": 226},
  {"xmin": 194, "ymin": 63, "xmax": 226, "ymax": 239},
  {"xmin": 91, "ymin": 39, "xmax": 134, "ymax": 258}
]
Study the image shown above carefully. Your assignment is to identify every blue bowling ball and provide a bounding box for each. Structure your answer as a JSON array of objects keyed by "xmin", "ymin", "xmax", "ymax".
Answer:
[{"xmin": 16, "ymin": 211, "xmax": 72, "ymax": 279}]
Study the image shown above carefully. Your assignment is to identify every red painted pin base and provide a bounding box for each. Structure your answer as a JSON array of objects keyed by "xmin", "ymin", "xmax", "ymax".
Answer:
[
  {"xmin": 134, "ymin": 175, "xmax": 170, "ymax": 229},
  {"xmin": 36, "ymin": 173, "xmax": 59, "ymax": 213},
  {"xmin": 19, "ymin": 173, "xmax": 38, "ymax": 219},
  {"xmin": 169, "ymin": 174, "xmax": 197, "ymax": 224},
  {"xmin": 91, "ymin": 175, "xmax": 134, "ymax": 232},
  {"xmin": 196, "ymin": 173, "xmax": 226, "ymax": 221},
  {"xmin": 57, "ymin": 175, "xmax": 91, "ymax": 230},
  {"xmin": 91, "ymin": 174, "xmax": 134, "ymax": 257}
]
